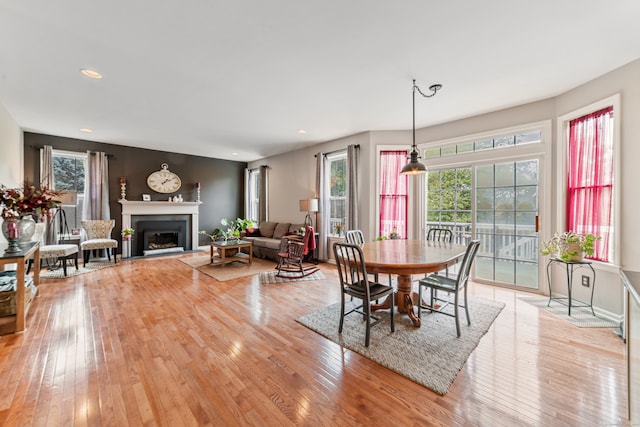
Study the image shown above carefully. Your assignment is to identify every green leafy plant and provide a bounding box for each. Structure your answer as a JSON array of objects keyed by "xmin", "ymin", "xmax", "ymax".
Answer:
[
  {"xmin": 121, "ymin": 227, "xmax": 134, "ymax": 236},
  {"xmin": 540, "ymin": 231, "xmax": 600, "ymax": 262},
  {"xmin": 199, "ymin": 217, "xmax": 255, "ymax": 242}
]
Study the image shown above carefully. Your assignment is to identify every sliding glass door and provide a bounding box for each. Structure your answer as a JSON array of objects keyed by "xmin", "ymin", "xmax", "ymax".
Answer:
[{"xmin": 475, "ymin": 160, "xmax": 539, "ymax": 289}]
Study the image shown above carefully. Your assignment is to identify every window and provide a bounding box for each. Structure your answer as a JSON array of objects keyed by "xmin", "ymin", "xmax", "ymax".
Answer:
[
  {"xmin": 379, "ymin": 150, "xmax": 408, "ymax": 239},
  {"xmin": 422, "ymin": 121, "xmax": 550, "ymax": 290},
  {"xmin": 567, "ymin": 106, "xmax": 614, "ymax": 262},
  {"xmin": 52, "ymin": 150, "xmax": 86, "ymax": 230},
  {"xmin": 327, "ymin": 153, "xmax": 347, "ymax": 235},
  {"xmin": 425, "ymin": 130, "xmax": 542, "ymax": 159},
  {"xmin": 426, "ymin": 167, "xmax": 472, "ymax": 244},
  {"xmin": 246, "ymin": 168, "xmax": 261, "ymax": 223}
]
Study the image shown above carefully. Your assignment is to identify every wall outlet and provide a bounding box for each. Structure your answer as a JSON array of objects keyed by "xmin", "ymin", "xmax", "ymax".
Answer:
[{"xmin": 581, "ymin": 275, "xmax": 590, "ymax": 287}]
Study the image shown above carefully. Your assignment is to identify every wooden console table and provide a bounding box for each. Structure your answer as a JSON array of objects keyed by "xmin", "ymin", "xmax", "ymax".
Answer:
[
  {"xmin": 0, "ymin": 241, "xmax": 40, "ymax": 335},
  {"xmin": 210, "ymin": 240, "xmax": 253, "ymax": 267}
]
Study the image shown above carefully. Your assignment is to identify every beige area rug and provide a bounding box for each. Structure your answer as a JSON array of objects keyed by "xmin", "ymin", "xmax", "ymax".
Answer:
[
  {"xmin": 297, "ymin": 296, "xmax": 505, "ymax": 395},
  {"xmin": 259, "ymin": 270, "xmax": 325, "ymax": 284},
  {"xmin": 178, "ymin": 255, "xmax": 278, "ymax": 281},
  {"xmin": 39, "ymin": 258, "xmax": 120, "ymax": 279},
  {"xmin": 519, "ymin": 296, "xmax": 620, "ymax": 328}
]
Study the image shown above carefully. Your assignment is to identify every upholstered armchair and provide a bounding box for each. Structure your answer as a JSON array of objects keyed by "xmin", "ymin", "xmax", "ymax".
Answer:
[
  {"xmin": 27, "ymin": 222, "xmax": 79, "ymax": 276},
  {"xmin": 80, "ymin": 220, "xmax": 118, "ymax": 264}
]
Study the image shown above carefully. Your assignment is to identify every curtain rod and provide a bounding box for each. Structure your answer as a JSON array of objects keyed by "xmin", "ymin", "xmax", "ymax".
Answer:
[
  {"xmin": 314, "ymin": 144, "xmax": 360, "ymax": 158},
  {"xmin": 31, "ymin": 145, "xmax": 114, "ymax": 158}
]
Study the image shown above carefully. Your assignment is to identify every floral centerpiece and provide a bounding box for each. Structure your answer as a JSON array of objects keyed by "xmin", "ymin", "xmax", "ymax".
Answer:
[
  {"xmin": 1, "ymin": 184, "xmax": 62, "ymax": 220},
  {"xmin": 540, "ymin": 231, "xmax": 600, "ymax": 262}
]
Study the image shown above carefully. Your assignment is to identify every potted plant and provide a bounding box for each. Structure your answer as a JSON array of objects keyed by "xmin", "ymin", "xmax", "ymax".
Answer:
[
  {"xmin": 540, "ymin": 231, "xmax": 600, "ymax": 262},
  {"xmin": 335, "ymin": 224, "xmax": 344, "ymax": 236},
  {"xmin": 199, "ymin": 218, "xmax": 255, "ymax": 243},
  {"xmin": 121, "ymin": 227, "xmax": 134, "ymax": 240}
]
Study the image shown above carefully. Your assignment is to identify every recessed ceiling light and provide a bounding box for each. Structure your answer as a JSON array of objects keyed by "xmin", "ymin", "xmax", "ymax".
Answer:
[
  {"xmin": 80, "ymin": 69, "xmax": 103, "ymax": 79},
  {"xmin": 231, "ymin": 152, "xmax": 239, "ymax": 156},
  {"xmin": 79, "ymin": 128, "xmax": 93, "ymax": 133},
  {"xmin": 297, "ymin": 129, "xmax": 307, "ymax": 134}
]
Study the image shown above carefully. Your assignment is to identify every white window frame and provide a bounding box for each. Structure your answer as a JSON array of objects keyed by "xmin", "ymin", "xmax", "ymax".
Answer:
[
  {"xmin": 556, "ymin": 94, "xmax": 621, "ymax": 271},
  {"xmin": 325, "ymin": 151, "xmax": 347, "ymax": 236}
]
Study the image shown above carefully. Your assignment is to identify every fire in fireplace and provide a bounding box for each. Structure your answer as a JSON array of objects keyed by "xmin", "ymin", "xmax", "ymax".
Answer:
[{"xmin": 135, "ymin": 219, "xmax": 188, "ymax": 256}]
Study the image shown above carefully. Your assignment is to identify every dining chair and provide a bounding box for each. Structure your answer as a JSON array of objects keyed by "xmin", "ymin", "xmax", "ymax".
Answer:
[
  {"xmin": 80, "ymin": 220, "xmax": 118, "ymax": 265},
  {"xmin": 425, "ymin": 227, "xmax": 454, "ymax": 277},
  {"xmin": 417, "ymin": 240, "xmax": 480, "ymax": 337},
  {"xmin": 426, "ymin": 227, "xmax": 453, "ymax": 243},
  {"xmin": 345, "ymin": 229, "xmax": 381, "ymax": 281},
  {"xmin": 333, "ymin": 242, "xmax": 395, "ymax": 347}
]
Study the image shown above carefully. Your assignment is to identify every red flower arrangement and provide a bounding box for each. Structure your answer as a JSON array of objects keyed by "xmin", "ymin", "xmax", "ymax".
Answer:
[{"xmin": 0, "ymin": 184, "xmax": 62, "ymax": 220}]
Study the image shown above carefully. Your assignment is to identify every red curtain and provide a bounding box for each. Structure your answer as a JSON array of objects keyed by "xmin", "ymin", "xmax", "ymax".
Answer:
[
  {"xmin": 379, "ymin": 151, "xmax": 408, "ymax": 238},
  {"xmin": 567, "ymin": 106, "xmax": 614, "ymax": 261}
]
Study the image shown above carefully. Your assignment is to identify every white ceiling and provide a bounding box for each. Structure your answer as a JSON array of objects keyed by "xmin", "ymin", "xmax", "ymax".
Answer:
[{"xmin": 1, "ymin": 1, "xmax": 639, "ymax": 162}]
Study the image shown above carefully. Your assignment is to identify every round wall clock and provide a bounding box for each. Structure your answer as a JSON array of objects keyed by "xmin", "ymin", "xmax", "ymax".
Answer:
[{"xmin": 147, "ymin": 163, "xmax": 182, "ymax": 193}]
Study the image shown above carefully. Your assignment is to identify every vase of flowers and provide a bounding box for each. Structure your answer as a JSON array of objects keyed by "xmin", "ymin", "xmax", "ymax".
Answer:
[
  {"xmin": 1, "ymin": 184, "xmax": 61, "ymax": 251},
  {"xmin": 540, "ymin": 231, "xmax": 600, "ymax": 262},
  {"xmin": 121, "ymin": 227, "xmax": 135, "ymax": 240}
]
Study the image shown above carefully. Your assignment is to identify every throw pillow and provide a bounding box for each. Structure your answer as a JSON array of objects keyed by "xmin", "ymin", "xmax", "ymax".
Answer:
[
  {"xmin": 245, "ymin": 228, "xmax": 261, "ymax": 237},
  {"xmin": 272, "ymin": 223, "xmax": 291, "ymax": 240}
]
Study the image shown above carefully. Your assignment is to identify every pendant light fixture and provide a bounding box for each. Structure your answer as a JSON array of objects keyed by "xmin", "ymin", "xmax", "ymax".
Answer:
[{"xmin": 400, "ymin": 79, "xmax": 443, "ymax": 175}]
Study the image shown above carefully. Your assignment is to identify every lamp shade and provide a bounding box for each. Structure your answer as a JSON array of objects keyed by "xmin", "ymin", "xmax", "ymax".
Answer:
[
  {"xmin": 59, "ymin": 191, "xmax": 78, "ymax": 205},
  {"xmin": 400, "ymin": 151, "xmax": 427, "ymax": 175},
  {"xmin": 300, "ymin": 198, "xmax": 319, "ymax": 212}
]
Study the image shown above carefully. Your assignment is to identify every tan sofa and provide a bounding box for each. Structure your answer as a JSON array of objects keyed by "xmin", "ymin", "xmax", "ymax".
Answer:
[{"xmin": 243, "ymin": 221, "xmax": 305, "ymax": 260}]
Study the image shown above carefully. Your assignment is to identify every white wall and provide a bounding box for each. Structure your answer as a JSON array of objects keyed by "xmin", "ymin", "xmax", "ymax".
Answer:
[
  {"xmin": 252, "ymin": 58, "xmax": 640, "ymax": 317},
  {"xmin": 0, "ymin": 101, "xmax": 22, "ymax": 186},
  {"xmin": 0, "ymin": 100, "xmax": 23, "ymax": 246}
]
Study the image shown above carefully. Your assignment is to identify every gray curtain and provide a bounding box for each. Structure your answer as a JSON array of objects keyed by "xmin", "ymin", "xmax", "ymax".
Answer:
[
  {"xmin": 39, "ymin": 145, "xmax": 56, "ymax": 244},
  {"xmin": 346, "ymin": 144, "xmax": 360, "ymax": 232},
  {"xmin": 83, "ymin": 151, "xmax": 111, "ymax": 220},
  {"xmin": 258, "ymin": 165, "xmax": 268, "ymax": 223},
  {"xmin": 315, "ymin": 152, "xmax": 328, "ymax": 260}
]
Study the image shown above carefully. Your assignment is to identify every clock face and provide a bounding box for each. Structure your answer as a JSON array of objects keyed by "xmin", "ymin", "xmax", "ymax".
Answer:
[{"xmin": 147, "ymin": 164, "xmax": 182, "ymax": 193}]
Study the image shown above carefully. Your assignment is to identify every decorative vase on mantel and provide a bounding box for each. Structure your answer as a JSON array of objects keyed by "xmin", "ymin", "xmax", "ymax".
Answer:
[{"xmin": 2, "ymin": 217, "xmax": 22, "ymax": 253}]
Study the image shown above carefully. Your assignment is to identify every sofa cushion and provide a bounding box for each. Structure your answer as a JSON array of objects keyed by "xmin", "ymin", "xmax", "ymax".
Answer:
[
  {"xmin": 248, "ymin": 237, "xmax": 282, "ymax": 250},
  {"xmin": 258, "ymin": 221, "xmax": 278, "ymax": 238},
  {"xmin": 272, "ymin": 223, "xmax": 291, "ymax": 240}
]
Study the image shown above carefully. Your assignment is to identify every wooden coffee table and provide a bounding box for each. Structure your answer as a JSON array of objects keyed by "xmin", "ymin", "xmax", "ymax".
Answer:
[{"xmin": 210, "ymin": 240, "xmax": 253, "ymax": 267}]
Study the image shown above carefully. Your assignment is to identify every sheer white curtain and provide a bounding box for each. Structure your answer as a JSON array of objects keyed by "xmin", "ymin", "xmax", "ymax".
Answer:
[
  {"xmin": 315, "ymin": 152, "xmax": 328, "ymax": 260},
  {"xmin": 346, "ymin": 144, "xmax": 359, "ymax": 232},
  {"xmin": 39, "ymin": 145, "xmax": 56, "ymax": 244},
  {"xmin": 83, "ymin": 151, "xmax": 111, "ymax": 220}
]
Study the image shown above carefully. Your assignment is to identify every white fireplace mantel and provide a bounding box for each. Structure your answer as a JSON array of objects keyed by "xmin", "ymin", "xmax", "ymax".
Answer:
[{"xmin": 119, "ymin": 200, "xmax": 200, "ymax": 257}]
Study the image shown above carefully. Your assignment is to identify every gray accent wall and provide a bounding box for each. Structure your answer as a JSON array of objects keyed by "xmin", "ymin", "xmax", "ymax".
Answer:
[{"xmin": 23, "ymin": 132, "xmax": 247, "ymax": 249}]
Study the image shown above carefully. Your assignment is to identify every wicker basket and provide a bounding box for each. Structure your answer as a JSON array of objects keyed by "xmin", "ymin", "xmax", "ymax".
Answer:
[{"xmin": 0, "ymin": 271, "xmax": 37, "ymax": 317}]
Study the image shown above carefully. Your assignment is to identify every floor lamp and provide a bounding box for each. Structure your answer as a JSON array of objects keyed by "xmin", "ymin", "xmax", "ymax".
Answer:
[{"xmin": 299, "ymin": 198, "xmax": 318, "ymax": 228}]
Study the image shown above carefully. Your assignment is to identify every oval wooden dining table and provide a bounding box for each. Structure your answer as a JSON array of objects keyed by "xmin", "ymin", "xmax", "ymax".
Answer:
[{"xmin": 360, "ymin": 239, "xmax": 467, "ymax": 327}]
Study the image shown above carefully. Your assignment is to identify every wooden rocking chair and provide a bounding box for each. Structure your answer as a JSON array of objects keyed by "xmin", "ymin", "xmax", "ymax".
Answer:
[{"xmin": 275, "ymin": 228, "xmax": 319, "ymax": 279}]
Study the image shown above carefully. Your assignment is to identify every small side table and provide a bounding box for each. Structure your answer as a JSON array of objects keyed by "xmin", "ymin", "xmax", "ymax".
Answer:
[{"xmin": 546, "ymin": 258, "xmax": 596, "ymax": 316}]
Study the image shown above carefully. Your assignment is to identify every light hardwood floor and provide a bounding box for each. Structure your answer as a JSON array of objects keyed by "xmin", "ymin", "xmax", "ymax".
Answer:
[{"xmin": 0, "ymin": 253, "xmax": 630, "ymax": 426}]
